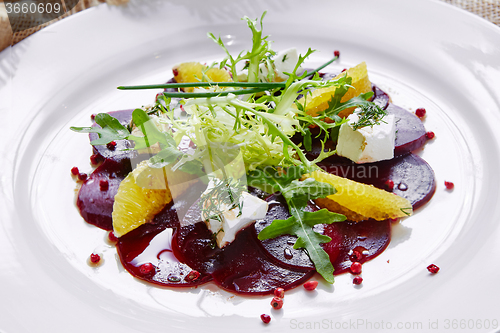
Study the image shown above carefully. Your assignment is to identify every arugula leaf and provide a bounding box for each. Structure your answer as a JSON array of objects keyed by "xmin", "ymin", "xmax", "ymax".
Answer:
[
  {"xmin": 71, "ymin": 110, "xmax": 205, "ymax": 176},
  {"xmin": 247, "ymin": 166, "xmax": 346, "ymax": 283},
  {"xmin": 70, "ymin": 113, "xmax": 130, "ymax": 145},
  {"xmin": 149, "ymin": 146, "xmax": 183, "ymax": 167},
  {"xmin": 282, "ymin": 178, "xmax": 337, "ymax": 207},
  {"xmin": 129, "ymin": 108, "xmax": 176, "ymax": 150}
]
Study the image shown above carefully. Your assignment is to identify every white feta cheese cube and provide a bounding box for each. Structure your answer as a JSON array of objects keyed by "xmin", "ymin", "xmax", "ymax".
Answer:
[
  {"xmin": 273, "ymin": 48, "xmax": 299, "ymax": 81},
  {"xmin": 205, "ymin": 191, "xmax": 268, "ymax": 248},
  {"xmin": 336, "ymin": 113, "xmax": 396, "ymax": 163},
  {"xmin": 237, "ymin": 48, "xmax": 300, "ymax": 83}
]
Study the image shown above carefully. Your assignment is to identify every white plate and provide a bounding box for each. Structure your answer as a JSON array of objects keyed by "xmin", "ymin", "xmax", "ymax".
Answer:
[{"xmin": 2, "ymin": 0, "xmax": 500, "ymax": 332}]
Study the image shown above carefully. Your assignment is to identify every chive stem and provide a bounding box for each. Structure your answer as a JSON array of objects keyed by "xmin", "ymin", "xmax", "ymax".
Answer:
[
  {"xmin": 117, "ymin": 54, "xmax": 339, "ymax": 93},
  {"xmin": 161, "ymin": 87, "xmax": 270, "ymax": 98},
  {"xmin": 303, "ymin": 55, "xmax": 339, "ymax": 78},
  {"xmin": 118, "ymin": 82, "xmax": 286, "ymax": 90}
]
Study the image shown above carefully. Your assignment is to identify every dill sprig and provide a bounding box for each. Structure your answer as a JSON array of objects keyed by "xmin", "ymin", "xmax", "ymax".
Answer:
[
  {"xmin": 351, "ymin": 103, "xmax": 387, "ymax": 130},
  {"xmin": 199, "ymin": 177, "xmax": 245, "ymax": 221}
]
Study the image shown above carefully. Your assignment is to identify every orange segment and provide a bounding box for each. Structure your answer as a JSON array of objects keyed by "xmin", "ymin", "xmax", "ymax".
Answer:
[
  {"xmin": 173, "ymin": 62, "xmax": 232, "ymax": 92},
  {"xmin": 307, "ymin": 170, "xmax": 412, "ymax": 221},
  {"xmin": 297, "ymin": 62, "xmax": 372, "ymax": 118},
  {"xmin": 112, "ymin": 161, "xmax": 173, "ymax": 237}
]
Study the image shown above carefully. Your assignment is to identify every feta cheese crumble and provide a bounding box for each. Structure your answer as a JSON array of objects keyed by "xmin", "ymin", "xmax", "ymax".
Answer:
[
  {"xmin": 336, "ymin": 113, "xmax": 396, "ymax": 163},
  {"xmin": 203, "ymin": 188, "xmax": 268, "ymax": 248}
]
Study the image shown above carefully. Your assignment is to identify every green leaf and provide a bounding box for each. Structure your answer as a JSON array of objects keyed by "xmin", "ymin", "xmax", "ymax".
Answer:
[
  {"xmin": 257, "ymin": 216, "xmax": 296, "ymax": 239},
  {"xmin": 303, "ymin": 127, "xmax": 312, "ymax": 152},
  {"xmin": 246, "ymin": 165, "xmax": 305, "ymax": 194},
  {"xmin": 70, "ymin": 113, "xmax": 130, "ymax": 145},
  {"xmin": 131, "ymin": 108, "xmax": 175, "ymax": 149},
  {"xmin": 281, "ymin": 178, "xmax": 336, "ymax": 207},
  {"xmin": 258, "ymin": 208, "xmax": 345, "ymax": 284},
  {"xmin": 149, "ymin": 146, "xmax": 183, "ymax": 167},
  {"xmin": 250, "ymin": 166, "xmax": 345, "ymax": 283},
  {"xmin": 302, "ymin": 209, "xmax": 346, "ymax": 227}
]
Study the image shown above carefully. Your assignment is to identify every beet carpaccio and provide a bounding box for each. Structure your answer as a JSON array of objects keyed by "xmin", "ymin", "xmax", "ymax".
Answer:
[{"xmin": 71, "ymin": 13, "xmax": 436, "ymax": 295}]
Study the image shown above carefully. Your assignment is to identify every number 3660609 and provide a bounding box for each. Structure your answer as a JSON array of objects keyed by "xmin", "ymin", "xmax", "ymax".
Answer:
[{"xmin": 5, "ymin": 2, "xmax": 62, "ymax": 14}]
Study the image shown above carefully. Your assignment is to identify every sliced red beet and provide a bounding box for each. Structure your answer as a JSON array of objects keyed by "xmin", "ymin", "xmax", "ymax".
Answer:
[
  {"xmin": 151, "ymin": 178, "xmax": 208, "ymax": 229},
  {"xmin": 77, "ymin": 156, "xmax": 132, "ymax": 230},
  {"xmin": 117, "ymin": 219, "xmax": 212, "ymax": 287},
  {"xmin": 253, "ymin": 194, "xmax": 316, "ymax": 271},
  {"xmin": 371, "ymin": 85, "xmax": 390, "ymax": 110},
  {"xmin": 89, "ymin": 109, "xmax": 136, "ymax": 161},
  {"xmin": 320, "ymin": 219, "xmax": 391, "ymax": 274},
  {"xmin": 172, "ymin": 220, "xmax": 314, "ymax": 295},
  {"xmin": 386, "ymin": 104, "xmax": 427, "ymax": 156},
  {"xmin": 210, "ymin": 226, "xmax": 315, "ymax": 294},
  {"xmin": 253, "ymin": 194, "xmax": 391, "ymax": 275},
  {"xmin": 318, "ymin": 153, "xmax": 436, "ymax": 209}
]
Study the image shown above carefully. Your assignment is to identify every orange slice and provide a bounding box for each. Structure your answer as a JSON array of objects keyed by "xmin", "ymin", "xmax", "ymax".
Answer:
[
  {"xmin": 307, "ymin": 170, "xmax": 412, "ymax": 221},
  {"xmin": 112, "ymin": 161, "xmax": 172, "ymax": 237},
  {"xmin": 173, "ymin": 62, "xmax": 232, "ymax": 92},
  {"xmin": 297, "ymin": 62, "xmax": 372, "ymax": 118}
]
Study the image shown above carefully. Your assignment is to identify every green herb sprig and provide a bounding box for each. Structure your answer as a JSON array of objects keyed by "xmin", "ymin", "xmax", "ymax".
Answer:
[
  {"xmin": 247, "ymin": 166, "xmax": 346, "ymax": 283},
  {"xmin": 351, "ymin": 103, "xmax": 387, "ymax": 130}
]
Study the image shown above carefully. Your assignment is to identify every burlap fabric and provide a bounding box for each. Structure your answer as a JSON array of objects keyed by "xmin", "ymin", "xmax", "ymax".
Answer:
[
  {"xmin": 0, "ymin": 0, "xmax": 129, "ymax": 51},
  {"xmin": 442, "ymin": 0, "xmax": 500, "ymax": 25},
  {"xmin": 0, "ymin": 0, "xmax": 499, "ymax": 53}
]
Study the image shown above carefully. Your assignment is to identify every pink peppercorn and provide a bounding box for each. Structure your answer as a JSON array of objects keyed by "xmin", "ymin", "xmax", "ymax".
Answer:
[
  {"xmin": 426, "ymin": 131, "xmax": 435, "ymax": 139},
  {"xmin": 415, "ymin": 108, "xmax": 426, "ymax": 118},
  {"xmin": 172, "ymin": 68, "xmax": 179, "ymax": 77},
  {"xmin": 350, "ymin": 262, "xmax": 362, "ymax": 275},
  {"xmin": 274, "ymin": 287, "xmax": 285, "ymax": 298},
  {"xmin": 350, "ymin": 250, "xmax": 363, "ymax": 262},
  {"xmin": 78, "ymin": 173, "xmax": 88, "ymax": 181},
  {"xmin": 185, "ymin": 270, "xmax": 201, "ymax": 282},
  {"xmin": 353, "ymin": 276, "xmax": 363, "ymax": 285},
  {"xmin": 427, "ymin": 264, "xmax": 440, "ymax": 274},
  {"xmin": 90, "ymin": 253, "xmax": 101, "ymax": 264},
  {"xmin": 303, "ymin": 281, "xmax": 319, "ymax": 291},
  {"xmin": 384, "ymin": 179, "xmax": 394, "ymax": 191},
  {"xmin": 444, "ymin": 181, "xmax": 454, "ymax": 190},
  {"xmin": 260, "ymin": 314, "xmax": 271, "ymax": 324},
  {"xmin": 71, "ymin": 167, "xmax": 79, "ymax": 175},
  {"xmin": 90, "ymin": 154, "xmax": 100, "ymax": 165},
  {"xmin": 270, "ymin": 297, "xmax": 283, "ymax": 310},
  {"xmin": 334, "ymin": 50, "xmax": 340, "ymax": 57},
  {"xmin": 99, "ymin": 179, "xmax": 109, "ymax": 191},
  {"xmin": 106, "ymin": 141, "xmax": 117, "ymax": 150},
  {"xmin": 139, "ymin": 263, "xmax": 155, "ymax": 276},
  {"xmin": 108, "ymin": 231, "xmax": 118, "ymax": 242}
]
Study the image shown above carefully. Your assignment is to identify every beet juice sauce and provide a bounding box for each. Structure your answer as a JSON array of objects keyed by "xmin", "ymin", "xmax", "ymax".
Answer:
[{"xmin": 75, "ymin": 86, "xmax": 435, "ymax": 295}]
